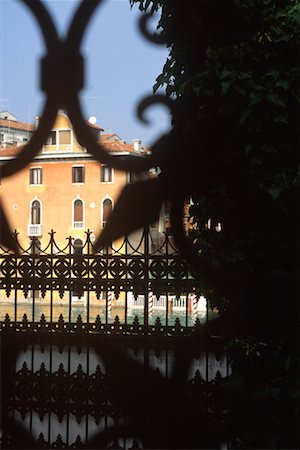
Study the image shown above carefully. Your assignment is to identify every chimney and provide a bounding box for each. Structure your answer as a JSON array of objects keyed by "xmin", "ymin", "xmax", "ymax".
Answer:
[
  {"xmin": 133, "ymin": 139, "xmax": 142, "ymax": 153},
  {"xmin": 35, "ymin": 116, "xmax": 40, "ymax": 129}
]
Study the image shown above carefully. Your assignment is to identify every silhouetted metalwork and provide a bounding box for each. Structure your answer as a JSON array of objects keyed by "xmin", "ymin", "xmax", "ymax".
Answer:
[
  {"xmin": 0, "ymin": 1, "xmax": 230, "ymax": 448},
  {"xmin": 0, "ymin": 228, "xmax": 230, "ymax": 448},
  {"xmin": 0, "ymin": 229, "xmax": 199, "ymax": 312},
  {"xmin": 1, "ymin": 326, "xmax": 229, "ymax": 448},
  {"xmin": 0, "ymin": 0, "xmax": 195, "ymax": 260}
]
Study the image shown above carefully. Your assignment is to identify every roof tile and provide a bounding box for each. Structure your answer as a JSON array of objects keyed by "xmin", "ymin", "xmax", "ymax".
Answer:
[{"xmin": 0, "ymin": 119, "xmax": 35, "ymax": 132}]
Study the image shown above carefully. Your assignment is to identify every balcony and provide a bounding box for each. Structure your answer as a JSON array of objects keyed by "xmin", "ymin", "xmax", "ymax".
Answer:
[
  {"xmin": 27, "ymin": 224, "xmax": 42, "ymax": 237},
  {"xmin": 73, "ymin": 221, "xmax": 84, "ymax": 229}
]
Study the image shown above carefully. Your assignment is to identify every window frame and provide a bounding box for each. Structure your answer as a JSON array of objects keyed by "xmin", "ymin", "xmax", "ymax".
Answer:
[
  {"xmin": 72, "ymin": 197, "xmax": 85, "ymax": 229},
  {"xmin": 101, "ymin": 197, "xmax": 114, "ymax": 228},
  {"xmin": 58, "ymin": 129, "xmax": 71, "ymax": 145},
  {"xmin": 30, "ymin": 198, "xmax": 42, "ymax": 225},
  {"xmin": 44, "ymin": 128, "xmax": 73, "ymax": 151},
  {"xmin": 46, "ymin": 130, "xmax": 57, "ymax": 145},
  {"xmin": 72, "ymin": 165, "xmax": 85, "ymax": 184},
  {"xmin": 29, "ymin": 167, "xmax": 43, "ymax": 185},
  {"xmin": 100, "ymin": 164, "xmax": 114, "ymax": 183},
  {"xmin": 126, "ymin": 171, "xmax": 133, "ymax": 184}
]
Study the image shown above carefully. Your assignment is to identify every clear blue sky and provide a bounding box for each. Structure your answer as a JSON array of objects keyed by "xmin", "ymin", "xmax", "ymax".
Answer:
[{"xmin": 0, "ymin": 0, "xmax": 170, "ymax": 145}]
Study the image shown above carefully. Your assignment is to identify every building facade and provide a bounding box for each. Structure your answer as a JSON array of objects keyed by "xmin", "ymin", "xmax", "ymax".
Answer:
[
  {"xmin": 0, "ymin": 110, "xmax": 149, "ymax": 249},
  {"xmin": 0, "ymin": 111, "xmax": 197, "ymax": 313}
]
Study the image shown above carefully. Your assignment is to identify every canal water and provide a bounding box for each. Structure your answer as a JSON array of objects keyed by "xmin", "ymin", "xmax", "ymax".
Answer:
[
  {"xmin": 1, "ymin": 297, "xmax": 225, "ymax": 447},
  {"xmin": 0, "ymin": 292, "xmax": 214, "ymax": 326},
  {"xmin": 0, "ymin": 301, "xmax": 213, "ymax": 326}
]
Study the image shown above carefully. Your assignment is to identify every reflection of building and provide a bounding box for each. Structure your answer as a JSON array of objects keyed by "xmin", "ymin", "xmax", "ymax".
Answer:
[{"xmin": 0, "ymin": 110, "xmax": 148, "ymax": 248}]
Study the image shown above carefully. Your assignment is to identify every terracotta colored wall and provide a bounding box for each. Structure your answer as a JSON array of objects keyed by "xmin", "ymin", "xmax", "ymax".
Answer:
[{"xmin": 0, "ymin": 159, "xmax": 127, "ymax": 248}]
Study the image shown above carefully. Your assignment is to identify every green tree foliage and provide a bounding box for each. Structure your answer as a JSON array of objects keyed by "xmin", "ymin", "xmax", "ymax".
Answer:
[{"xmin": 130, "ymin": 0, "xmax": 299, "ymax": 447}]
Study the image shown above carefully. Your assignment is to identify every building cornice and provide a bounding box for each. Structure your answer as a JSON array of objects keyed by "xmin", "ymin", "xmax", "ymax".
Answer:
[{"xmin": 0, "ymin": 151, "xmax": 135, "ymax": 163}]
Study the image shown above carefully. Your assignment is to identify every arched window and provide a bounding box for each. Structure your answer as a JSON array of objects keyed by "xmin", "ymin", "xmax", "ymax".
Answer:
[
  {"xmin": 31, "ymin": 200, "xmax": 41, "ymax": 225},
  {"xmin": 102, "ymin": 198, "xmax": 113, "ymax": 228},
  {"xmin": 73, "ymin": 199, "xmax": 84, "ymax": 229}
]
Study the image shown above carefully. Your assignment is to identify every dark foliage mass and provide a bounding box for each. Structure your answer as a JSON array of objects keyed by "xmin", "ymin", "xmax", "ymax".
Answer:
[{"xmin": 130, "ymin": 1, "xmax": 299, "ymax": 447}]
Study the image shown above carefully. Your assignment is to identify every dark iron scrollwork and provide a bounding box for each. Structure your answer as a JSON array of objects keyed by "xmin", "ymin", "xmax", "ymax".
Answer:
[
  {"xmin": 1, "ymin": 0, "xmax": 150, "ymax": 177},
  {"xmin": 0, "ymin": 229, "xmax": 197, "ymax": 305},
  {"xmin": 0, "ymin": 0, "xmax": 197, "ymax": 274},
  {"xmin": 0, "ymin": 2, "xmax": 230, "ymax": 449}
]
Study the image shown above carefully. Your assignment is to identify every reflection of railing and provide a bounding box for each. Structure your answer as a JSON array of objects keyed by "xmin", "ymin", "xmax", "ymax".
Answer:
[{"xmin": 1, "ymin": 324, "xmax": 230, "ymax": 449}]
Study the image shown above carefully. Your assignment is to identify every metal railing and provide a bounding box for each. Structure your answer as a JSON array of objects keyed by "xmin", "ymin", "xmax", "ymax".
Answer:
[
  {"xmin": 0, "ymin": 228, "xmax": 206, "ymax": 328},
  {"xmin": 0, "ymin": 228, "xmax": 230, "ymax": 449},
  {"xmin": 73, "ymin": 221, "xmax": 84, "ymax": 229},
  {"xmin": 0, "ymin": 1, "xmax": 230, "ymax": 448},
  {"xmin": 27, "ymin": 224, "xmax": 42, "ymax": 237}
]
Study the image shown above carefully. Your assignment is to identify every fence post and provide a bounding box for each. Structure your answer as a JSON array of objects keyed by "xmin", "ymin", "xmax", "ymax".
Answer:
[
  {"xmin": 107, "ymin": 290, "xmax": 112, "ymax": 316},
  {"xmin": 68, "ymin": 236, "xmax": 72, "ymax": 323},
  {"xmin": 31, "ymin": 237, "xmax": 35, "ymax": 323},
  {"xmin": 124, "ymin": 235, "xmax": 128, "ymax": 325},
  {"xmin": 86, "ymin": 230, "xmax": 91, "ymax": 324},
  {"xmin": 144, "ymin": 225, "xmax": 150, "ymax": 329},
  {"xmin": 165, "ymin": 231, "xmax": 169, "ymax": 328},
  {"xmin": 148, "ymin": 289, "xmax": 153, "ymax": 319},
  {"xmin": 49, "ymin": 230, "xmax": 55, "ymax": 323}
]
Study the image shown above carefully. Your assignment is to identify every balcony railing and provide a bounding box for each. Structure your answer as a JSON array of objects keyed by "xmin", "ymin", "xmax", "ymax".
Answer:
[
  {"xmin": 73, "ymin": 221, "xmax": 84, "ymax": 229},
  {"xmin": 27, "ymin": 223, "xmax": 42, "ymax": 237}
]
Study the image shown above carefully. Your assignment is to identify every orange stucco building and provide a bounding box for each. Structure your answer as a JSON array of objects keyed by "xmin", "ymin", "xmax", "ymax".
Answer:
[
  {"xmin": 0, "ymin": 110, "xmax": 148, "ymax": 249},
  {"xmin": 0, "ymin": 111, "xmax": 196, "ymax": 314},
  {"xmin": 0, "ymin": 111, "xmax": 154, "ymax": 308}
]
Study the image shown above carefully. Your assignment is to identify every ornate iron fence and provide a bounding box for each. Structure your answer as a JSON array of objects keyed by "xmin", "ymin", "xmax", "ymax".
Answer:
[
  {"xmin": 0, "ymin": 1, "xmax": 230, "ymax": 448},
  {"xmin": 0, "ymin": 229, "xmax": 229, "ymax": 449},
  {"xmin": 0, "ymin": 228, "xmax": 206, "ymax": 327}
]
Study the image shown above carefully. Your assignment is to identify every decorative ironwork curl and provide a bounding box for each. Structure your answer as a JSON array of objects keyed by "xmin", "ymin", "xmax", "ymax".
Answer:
[
  {"xmin": 0, "ymin": 3, "xmax": 230, "ymax": 448},
  {"xmin": 138, "ymin": 12, "xmax": 167, "ymax": 45},
  {"xmin": 0, "ymin": 0, "xmax": 170, "ymax": 179},
  {"xmin": 0, "ymin": 0, "xmax": 198, "ymax": 265}
]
